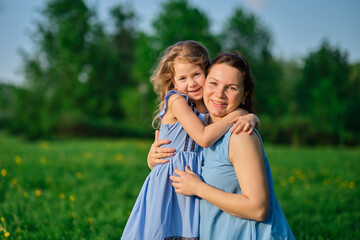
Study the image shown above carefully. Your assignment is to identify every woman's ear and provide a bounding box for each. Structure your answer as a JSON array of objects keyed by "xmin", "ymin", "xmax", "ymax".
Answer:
[{"xmin": 242, "ymin": 91, "xmax": 250, "ymax": 103}]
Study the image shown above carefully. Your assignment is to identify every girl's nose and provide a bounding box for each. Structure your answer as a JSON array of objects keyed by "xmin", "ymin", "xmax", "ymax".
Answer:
[{"xmin": 189, "ymin": 78, "xmax": 197, "ymax": 87}]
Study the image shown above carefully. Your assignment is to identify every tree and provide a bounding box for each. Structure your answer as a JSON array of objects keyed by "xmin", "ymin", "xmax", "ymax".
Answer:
[
  {"xmin": 220, "ymin": 7, "xmax": 283, "ymax": 115},
  {"xmin": 151, "ymin": 0, "xmax": 220, "ymax": 57},
  {"xmin": 296, "ymin": 40, "xmax": 352, "ymax": 144},
  {"xmin": 18, "ymin": 0, "xmax": 139, "ymax": 138},
  {"xmin": 18, "ymin": 0, "xmax": 94, "ymax": 137},
  {"xmin": 344, "ymin": 62, "xmax": 360, "ymax": 144}
]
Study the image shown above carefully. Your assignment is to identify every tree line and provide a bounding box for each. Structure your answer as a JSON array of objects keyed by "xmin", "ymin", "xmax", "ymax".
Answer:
[{"xmin": 0, "ymin": 0, "xmax": 359, "ymax": 145}]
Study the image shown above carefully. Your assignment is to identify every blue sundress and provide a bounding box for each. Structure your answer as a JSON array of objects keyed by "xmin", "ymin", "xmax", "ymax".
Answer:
[
  {"xmin": 200, "ymin": 129, "xmax": 295, "ymax": 240},
  {"xmin": 121, "ymin": 90, "xmax": 204, "ymax": 240}
]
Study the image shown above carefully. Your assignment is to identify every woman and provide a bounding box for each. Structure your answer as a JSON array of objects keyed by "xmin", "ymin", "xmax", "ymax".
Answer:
[{"xmin": 152, "ymin": 52, "xmax": 294, "ymax": 239}]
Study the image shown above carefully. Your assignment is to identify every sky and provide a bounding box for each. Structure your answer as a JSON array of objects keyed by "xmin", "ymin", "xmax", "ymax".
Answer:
[{"xmin": 0, "ymin": 0, "xmax": 359, "ymax": 85}]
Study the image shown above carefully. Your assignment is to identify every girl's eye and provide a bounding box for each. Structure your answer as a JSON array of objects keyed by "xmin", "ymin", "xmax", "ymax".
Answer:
[
  {"xmin": 230, "ymin": 87, "xmax": 238, "ymax": 91},
  {"xmin": 209, "ymin": 81, "xmax": 217, "ymax": 86}
]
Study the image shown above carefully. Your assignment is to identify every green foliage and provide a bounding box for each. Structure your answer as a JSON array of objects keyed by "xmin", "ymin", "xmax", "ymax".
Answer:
[
  {"xmin": 1, "ymin": 0, "xmax": 358, "ymax": 145},
  {"xmin": 152, "ymin": 0, "xmax": 221, "ymax": 57},
  {"xmin": 220, "ymin": 7, "xmax": 285, "ymax": 115},
  {"xmin": 16, "ymin": 0, "xmax": 143, "ymax": 138},
  {"xmin": 296, "ymin": 40, "xmax": 354, "ymax": 144},
  {"xmin": 0, "ymin": 133, "xmax": 359, "ymax": 239},
  {"xmin": 221, "ymin": 8, "xmax": 272, "ymax": 62}
]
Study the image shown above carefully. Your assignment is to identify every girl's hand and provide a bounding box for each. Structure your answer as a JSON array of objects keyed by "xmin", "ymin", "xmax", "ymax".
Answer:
[
  {"xmin": 229, "ymin": 113, "xmax": 260, "ymax": 135},
  {"xmin": 169, "ymin": 165, "xmax": 204, "ymax": 196},
  {"xmin": 147, "ymin": 130, "xmax": 175, "ymax": 170}
]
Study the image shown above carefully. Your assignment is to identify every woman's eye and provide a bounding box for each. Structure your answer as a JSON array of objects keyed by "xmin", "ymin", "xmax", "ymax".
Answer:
[{"xmin": 209, "ymin": 81, "xmax": 217, "ymax": 86}]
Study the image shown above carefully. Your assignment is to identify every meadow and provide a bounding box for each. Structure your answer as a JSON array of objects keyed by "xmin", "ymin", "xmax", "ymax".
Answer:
[{"xmin": 0, "ymin": 132, "xmax": 359, "ymax": 239}]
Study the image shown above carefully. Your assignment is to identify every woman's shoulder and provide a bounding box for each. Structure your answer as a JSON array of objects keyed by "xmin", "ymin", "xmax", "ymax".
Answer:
[{"xmin": 229, "ymin": 131, "xmax": 262, "ymax": 154}]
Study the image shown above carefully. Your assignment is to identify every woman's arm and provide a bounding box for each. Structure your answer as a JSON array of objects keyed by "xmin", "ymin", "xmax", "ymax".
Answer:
[
  {"xmin": 169, "ymin": 94, "xmax": 247, "ymax": 148},
  {"xmin": 147, "ymin": 130, "xmax": 175, "ymax": 170},
  {"xmin": 170, "ymin": 132, "xmax": 269, "ymax": 221}
]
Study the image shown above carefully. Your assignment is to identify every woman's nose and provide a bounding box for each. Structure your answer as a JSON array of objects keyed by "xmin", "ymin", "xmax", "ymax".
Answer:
[{"xmin": 215, "ymin": 87, "xmax": 226, "ymax": 98}]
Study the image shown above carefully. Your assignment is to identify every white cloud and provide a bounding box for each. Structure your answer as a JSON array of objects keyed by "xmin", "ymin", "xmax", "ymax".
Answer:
[{"xmin": 243, "ymin": 0, "xmax": 266, "ymax": 12}]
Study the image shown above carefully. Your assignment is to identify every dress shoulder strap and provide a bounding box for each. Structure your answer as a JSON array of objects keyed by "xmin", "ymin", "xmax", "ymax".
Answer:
[{"xmin": 158, "ymin": 90, "xmax": 189, "ymax": 119}]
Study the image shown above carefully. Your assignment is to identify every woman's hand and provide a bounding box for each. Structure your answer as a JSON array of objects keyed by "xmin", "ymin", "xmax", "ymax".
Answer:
[
  {"xmin": 147, "ymin": 130, "xmax": 175, "ymax": 170},
  {"xmin": 169, "ymin": 166, "xmax": 204, "ymax": 196},
  {"xmin": 229, "ymin": 113, "xmax": 260, "ymax": 135}
]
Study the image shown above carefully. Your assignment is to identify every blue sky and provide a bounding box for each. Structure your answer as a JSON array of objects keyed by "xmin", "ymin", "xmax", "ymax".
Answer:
[{"xmin": 0, "ymin": 0, "xmax": 359, "ymax": 85}]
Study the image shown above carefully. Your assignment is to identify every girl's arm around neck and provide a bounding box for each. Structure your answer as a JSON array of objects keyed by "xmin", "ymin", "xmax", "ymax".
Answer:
[{"xmin": 168, "ymin": 94, "xmax": 246, "ymax": 148}]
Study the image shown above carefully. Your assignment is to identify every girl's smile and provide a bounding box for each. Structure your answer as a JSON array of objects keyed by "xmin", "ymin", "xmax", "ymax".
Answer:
[{"xmin": 173, "ymin": 59, "xmax": 205, "ymax": 102}]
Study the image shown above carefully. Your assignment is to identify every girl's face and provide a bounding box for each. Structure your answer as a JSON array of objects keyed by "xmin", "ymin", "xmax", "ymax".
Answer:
[
  {"xmin": 204, "ymin": 63, "xmax": 247, "ymax": 121},
  {"xmin": 172, "ymin": 59, "xmax": 206, "ymax": 102}
]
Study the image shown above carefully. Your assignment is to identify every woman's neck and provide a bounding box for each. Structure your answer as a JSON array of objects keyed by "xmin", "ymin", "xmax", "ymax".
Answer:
[{"xmin": 208, "ymin": 113, "xmax": 222, "ymax": 124}]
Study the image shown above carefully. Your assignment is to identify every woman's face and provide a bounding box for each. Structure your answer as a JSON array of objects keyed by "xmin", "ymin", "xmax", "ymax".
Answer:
[{"xmin": 204, "ymin": 63, "xmax": 246, "ymax": 121}]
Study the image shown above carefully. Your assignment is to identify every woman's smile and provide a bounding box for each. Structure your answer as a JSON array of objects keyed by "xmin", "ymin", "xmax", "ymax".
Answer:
[
  {"xmin": 204, "ymin": 63, "xmax": 245, "ymax": 121},
  {"xmin": 210, "ymin": 99, "xmax": 227, "ymax": 107}
]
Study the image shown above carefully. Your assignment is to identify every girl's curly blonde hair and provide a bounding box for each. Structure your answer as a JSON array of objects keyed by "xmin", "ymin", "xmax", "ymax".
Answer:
[{"xmin": 150, "ymin": 40, "xmax": 210, "ymax": 128}]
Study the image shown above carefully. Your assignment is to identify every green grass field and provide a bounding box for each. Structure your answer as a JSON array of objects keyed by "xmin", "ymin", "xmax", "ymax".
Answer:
[{"xmin": 0, "ymin": 132, "xmax": 359, "ymax": 239}]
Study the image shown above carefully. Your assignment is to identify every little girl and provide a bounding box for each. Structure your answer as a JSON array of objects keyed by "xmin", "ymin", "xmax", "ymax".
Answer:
[{"xmin": 121, "ymin": 41, "xmax": 259, "ymax": 240}]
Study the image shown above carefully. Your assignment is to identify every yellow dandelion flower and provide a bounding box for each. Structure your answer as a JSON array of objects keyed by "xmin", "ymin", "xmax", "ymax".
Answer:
[
  {"xmin": 40, "ymin": 141, "xmax": 50, "ymax": 149},
  {"xmin": 11, "ymin": 178, "xmax": 17, "ymax": 185},
  {"xmin": 40, "ymin": 156, "xmax": 47, "ymax": 163},
  {"xmin": 305, "ymin": 184, "xmax": 311, "ymax": 190},
  {"xmin": 69, "ymin": 195, "xmax": 75, "ymax": 202},
  {"xmin": 288, "ymin": 176, "xmax": 295, "ymax": 183},
  {"xmin": 71, "ymin": 212, "xmax": 77, "ymax": 219},
  {"xmin": 4, "ymin": 232, "xmax": 10, "ymax": 238},
  {"xmin": 75, "ymin": 172, "xmax": 82, "ymax": 179},
  {"xmin": 340, "ymin": 181, "xmax": 348, "ymax": 188},
  {"xmin": 88, "ymin": 218, "xmax": 93, "ymax": 225},
  {"xmin": 45, "ymin": 176, "xmax": 53, "ymax": 183},
  {"xmin": 349, "ymin": 182, "xmax": 354, "ymax": 189},
  {"xmin": 1, "ymin": 217, "xmax": 4, "ymax": 222},
  {"xmin": 35, "ymin": 189, "xmax": 42, "ymax": 197},
  {"xmin": 15, "ymin": 156, "xmax": 22, "ymax": 164},
  {"xmin": 59, "ymin": 193, "xmax": 65, "ymax": 199},
  {"xmin": 1, "ymin": 169, "xmax": 7, "ymax": 177},
  {"xmin": 83, "ymin": 152, "xmax": 93, "ymax": 159},
  {"xmin": 281, "ymin": 179, "xmax": 287, "ymax": 186},
  {"xmin": 23, "ymin": 191, "xmax": 29, "ymax": 198},
  {"xmin": 294, "ymin": 169, "xmax": 302, "ymax": 176},
  {"xmin": 323, "ymin": 179, "xmax": 330, "ymax": 186},
  {"xmin": 115, "ymin": 154, "xmax": 124, "ymax": 161}
]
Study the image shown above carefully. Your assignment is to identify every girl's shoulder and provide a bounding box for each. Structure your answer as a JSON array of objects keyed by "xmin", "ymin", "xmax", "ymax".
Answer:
[
  {"xmin": 165, "ymin": 90, "xmax": 188, "ymax": 102},
  {"xmin": 158, "ymin": 90, "xmax": 188, "ymax": 119}
]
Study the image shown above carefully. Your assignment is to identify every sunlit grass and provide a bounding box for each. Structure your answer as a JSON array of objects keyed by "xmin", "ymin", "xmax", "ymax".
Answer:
[{"xmin": 0, "ymin": 133, "xmax": 359, "ymax": 239}]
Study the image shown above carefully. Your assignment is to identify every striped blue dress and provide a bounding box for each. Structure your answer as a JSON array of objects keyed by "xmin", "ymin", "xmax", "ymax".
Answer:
[{"xmin": 121, "ymin": 90, "xmax": 203, "ymax": 240}]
